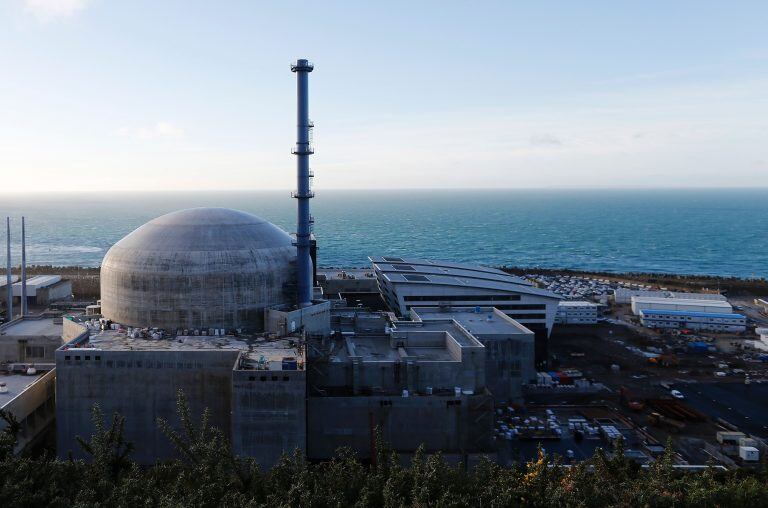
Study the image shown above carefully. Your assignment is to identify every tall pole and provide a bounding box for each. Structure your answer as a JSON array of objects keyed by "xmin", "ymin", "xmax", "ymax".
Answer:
[
  {"xmin": 5, "ymin": 217, "xmax": 12, "ymax": 321},
  {"xmin": 21, "ymin": 216, "xmax": 27, "ymax": 316},
  {"xmin": 291, "ymin": 58, "xmax": 314, "ymax": 308}
]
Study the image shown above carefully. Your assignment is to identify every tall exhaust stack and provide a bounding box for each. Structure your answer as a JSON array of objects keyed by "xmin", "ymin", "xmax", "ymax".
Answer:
[
  {"xmin": 291, "ymin": 58, "xmax": 314, "ymax": 308},
  {"xmin": 21, "ymin": 216, "xmax": 27, "ymax": 316},
  {"xmin": 5, "ymin": 217, "xmax": 11, "ymax": 320}
]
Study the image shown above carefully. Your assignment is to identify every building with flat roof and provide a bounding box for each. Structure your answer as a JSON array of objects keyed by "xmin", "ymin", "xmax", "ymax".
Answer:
[
  {"xmin": 0, "ymin": 315, "xmax": 59, "ymax": 453},
  {"xmin": 639, "ymin": 310, "xmax": 746, "ymax": 332},
  {"xmin": 614, "ymin": 288, "xmax": 726, "ymax": 305},
  {"xmin": 12, "ymin": 275, "xmax": 72, "ymax": 307},
  {"xmin": 56, "ymin": 319, "xmax": 306, "ymax": 468},
  {"xmin": 555, "ymin": 301, "xmax": 599, "ymax": 325},
  {"xmin": 409, "ymin": 306, "xmax": 535, "ymax": 402},
  {"xmin": 631, "ymin": 297, "xmax": 733, "ymax": 316},
  {"xmin": 369, "ymin": 257, "xmax": 559, "ymax": 367},
  {"xmin": 317, "ymin": 268, "xmax": 378, "ymax": 294},
  {"xmin": 0, "ymin": 315, "xmax": 63, "ymax": 365},
  {"xmin": 307, "ymin": 308, "xmax": 493, "ymax": 461}
]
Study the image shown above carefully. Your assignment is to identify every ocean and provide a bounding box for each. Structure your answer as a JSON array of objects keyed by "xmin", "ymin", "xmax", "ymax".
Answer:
[{"xmin": 0, "ymin": 189, "xmax": 765, "ymax": 278}]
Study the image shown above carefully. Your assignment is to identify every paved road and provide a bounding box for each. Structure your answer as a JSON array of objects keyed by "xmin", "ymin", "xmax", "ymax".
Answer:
[{"xmin": 681, "ymin": 383, "xmax": 768, "ymax": 438}]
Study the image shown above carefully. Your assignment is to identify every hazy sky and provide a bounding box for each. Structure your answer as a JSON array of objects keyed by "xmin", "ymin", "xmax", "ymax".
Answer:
[{"xmin": 1, "ymin": 1, "xmax": 767, "ymax": 191}]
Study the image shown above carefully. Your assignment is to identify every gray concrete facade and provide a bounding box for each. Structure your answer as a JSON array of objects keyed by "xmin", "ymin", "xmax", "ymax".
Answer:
[
  {"xmin": 56, "ymin": 344, "xmax": 239, "ymax": 464},
  {"xmin": 100, "ymin": 208, "xmax": 297, "ymax": 332},
  {"xmin": 308, "ymin": 393, "xmax": 494, "ymax": 460},
  {"xmin": 232, "ymin": 353, "xmax": 306, "ymax": 468},
  {"xmin": 409, "ymin": 307, "xmax": 535, "ymax": 403}
]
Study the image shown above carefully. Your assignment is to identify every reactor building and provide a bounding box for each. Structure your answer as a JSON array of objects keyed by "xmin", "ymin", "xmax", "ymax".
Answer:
[
  {"xmin": 99, "ymin": 207, "xmax": 297, "ymax": 331},
  {"xmin": 54, "ymin": 59, "xmax": 556, "ymax": 468}
]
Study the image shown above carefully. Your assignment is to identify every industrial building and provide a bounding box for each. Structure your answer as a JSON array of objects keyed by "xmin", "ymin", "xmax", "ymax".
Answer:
[
  {"xmin": 307, "ymin": 304, "xmax": 494, "ymax": 460},
  {"xmin": 410, "ymin": 306, "xmax": 535, "ymax": 402},
  {"xmin": 100, "ymin": 207, "xmax": 297, "ymax": 332},
  {"xmin": 614, "ymin": 288, "xmax": 726, "ymax": 305},
  {"xmin": 47, "ymin": 59, "xmax": 543, "ymax": 468},
  {"xmin": 370, "ymin": 256, "xmax": 558, "ymax": 366},
  {"xmin": 56, "ymin": 319, "xmax": 307, "ymax": 467},
  {"xmin": 554, "ymin": 301, "xmax": 599, "ymax": 325},
  {"xmin": 630, "ymin": 297, "xmax": 733, "ymax": 316},
  {"xmin": 12, "ymin": 275, "xmax": 72, "ymax": 307},
  {"xmin": 639, "ymin": 310, "xmax": 747, "ymax": 332},
  {"xmin": 0, "ymin": 316, "xmax": 60, "ymax": 452}
]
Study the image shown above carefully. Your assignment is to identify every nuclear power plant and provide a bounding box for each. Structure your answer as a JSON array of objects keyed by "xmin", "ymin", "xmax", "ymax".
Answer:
[{"xmin": 2, "ymin": 60, "xmax": 560, "ymax": 467}]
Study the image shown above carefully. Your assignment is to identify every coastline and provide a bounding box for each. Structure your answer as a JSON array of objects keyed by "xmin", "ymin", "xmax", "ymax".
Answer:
[{"xmin": 2, "ymin": 264, "xmax": 766, "ymax": 300}]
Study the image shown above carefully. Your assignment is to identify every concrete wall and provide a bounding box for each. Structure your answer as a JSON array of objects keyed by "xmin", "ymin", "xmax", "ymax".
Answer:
[
  {"xmin": 0, "ymin": 369, "xmax": 56, "ymax": 453},
  {"xmin": 62, "ymin": 317, "xmax": 87, "ymax": 342},
  {"xmin": 56, "ymin": 348, "xmax": 239, "ymax": 465},
  {"xmin": 307, "ymin": 392, "xmax": 494, "ymax": 460},
  {"xmin": 313, "ymin": 334, "xmax": 485, "ymax": 396},
  {"xmin": 320, "ymin": 276, "xmax": 378, "ymax": 294},
  {"xmin": 265, "ymin": 301, "xmax": 331, "ymax": 337},
  {"xmin": 231, "ymin": 365, "xmax": 306, "ymax": 468},
  {"xmin": 0, "ymin": 317, "xmax": 64, "ymax": 364},
  {"xmin": 36, "ymin": 280, "xmax": 73, "ymax": 305}
]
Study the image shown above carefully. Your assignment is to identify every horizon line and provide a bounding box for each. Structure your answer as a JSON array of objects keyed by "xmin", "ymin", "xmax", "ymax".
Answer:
[{"xmin": 0, "ymin": 186, "xmax": 766, "ymax": 195}]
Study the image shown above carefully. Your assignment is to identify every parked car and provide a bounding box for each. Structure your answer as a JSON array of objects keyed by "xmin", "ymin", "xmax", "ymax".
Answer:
[{"xmin": 670, "ymin": 390, "xmax": 684, "ymax": 399}]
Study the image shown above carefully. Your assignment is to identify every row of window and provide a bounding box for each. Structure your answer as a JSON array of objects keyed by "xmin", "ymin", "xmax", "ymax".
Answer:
[
  {"xmin": 247, "ymin": 375, "xmax": 292, "ymax": 382},
  {"xmin": 643, "ymin": 315, "xmax": 744, "ymax": 323},
  {"xmin": 403, "ymin": 294, "xmax": 522, "ymax": 302},
  {"xmin": 63, "ymin": 355, "xmax": 206, "ymax": 369}
]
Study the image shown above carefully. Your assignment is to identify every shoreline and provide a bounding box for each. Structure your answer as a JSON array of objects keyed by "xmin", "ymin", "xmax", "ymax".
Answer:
[{"xmin": 2, "ymin": 264, "xmax": 766, "ymax": 300}]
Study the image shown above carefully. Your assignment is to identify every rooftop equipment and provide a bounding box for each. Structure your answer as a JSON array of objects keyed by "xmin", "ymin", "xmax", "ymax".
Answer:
[{"xmin": 291, "ymin": 58, "xmax": 315, "ymax": 308}]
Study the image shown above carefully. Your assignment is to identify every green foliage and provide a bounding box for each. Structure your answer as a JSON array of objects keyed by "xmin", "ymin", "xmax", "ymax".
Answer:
[{"xmin": 1, "ymin": 402, "xmax": 768, "ymax": 506}]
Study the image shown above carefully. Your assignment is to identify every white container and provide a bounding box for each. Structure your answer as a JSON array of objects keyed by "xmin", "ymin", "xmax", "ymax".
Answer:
[{"xmin": 739, "ymin": 446, "xmax": 759, "ymax": 462}]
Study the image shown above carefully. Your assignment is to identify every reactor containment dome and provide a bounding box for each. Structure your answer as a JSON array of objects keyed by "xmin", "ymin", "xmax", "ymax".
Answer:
[{"xmin": 100, "ymin": 207, "xmax": 296, "ymax": 331}]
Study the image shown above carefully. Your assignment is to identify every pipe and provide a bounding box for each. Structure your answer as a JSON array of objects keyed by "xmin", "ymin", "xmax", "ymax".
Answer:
[
  {"xmin": 5, "ymin": 217, "xmax": 11, "ymax": 321},
  {"xmin": 21, "ymin": 216, "xmax": 27, "ymax": 316},
  {"xmin": 291, "ymin": 58, "xmax": 314, "ymax": 308}
]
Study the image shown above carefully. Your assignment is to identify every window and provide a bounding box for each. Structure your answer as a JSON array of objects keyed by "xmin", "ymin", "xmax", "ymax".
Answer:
[
  {"xmin": 403, "ymin": 294, "xmax": 522, "ymax": 302},
  {"xmin": 25, "ymin": 346, "xmax": 45, "ymax": 358}
]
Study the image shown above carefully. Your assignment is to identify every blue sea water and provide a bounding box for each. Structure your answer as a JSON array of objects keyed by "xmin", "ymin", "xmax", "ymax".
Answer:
[{"xmin": 0, "ymin": 189, "xmax": 765, "ymax": 278}]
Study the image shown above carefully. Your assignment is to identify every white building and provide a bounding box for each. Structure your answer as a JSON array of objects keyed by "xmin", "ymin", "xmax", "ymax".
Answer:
[
  {"xmin": 639, "ymin": 310, "xmax": 746, "ymax": 332},
  {"xmin": 631, "ymin": 297, "xmax": 732, "ymax": 316},
  {"xmin": 555, "ymin": 301, "xmax": 599, "ymax": 324},
  {"xmin": 370, "ymin": 257, "xmax": 559, "ymax": 367},
  {"xmin": 614, "ymin": 288, "xmax": 726, "ymax": 305}
]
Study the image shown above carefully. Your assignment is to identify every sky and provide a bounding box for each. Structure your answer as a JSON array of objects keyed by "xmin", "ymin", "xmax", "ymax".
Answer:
[{"xmin": 1, "ymin": 0, "xmax": 767, "ymax": 191}]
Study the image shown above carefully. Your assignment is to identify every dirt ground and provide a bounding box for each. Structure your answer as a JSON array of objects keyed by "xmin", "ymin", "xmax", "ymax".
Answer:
[{"xmin": 547, "ymin": 319, "xmax": 766, "ymax": 464}]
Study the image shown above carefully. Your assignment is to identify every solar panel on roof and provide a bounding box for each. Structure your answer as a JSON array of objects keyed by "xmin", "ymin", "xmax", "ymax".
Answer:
[
  {"xmin": 383, "ymin": 256, "xmax": 404, "ymax": 262},
  {"xmin": 403, "ymin": 274, "xmax": 430, "ymax": 282},
  {"xmin": 395, "ymin": 265, "xmax": 416, "ymax": 271}
]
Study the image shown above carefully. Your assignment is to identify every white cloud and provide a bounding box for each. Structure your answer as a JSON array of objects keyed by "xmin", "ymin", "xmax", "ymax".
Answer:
[
  {"xmin": 24, "ymin": 0, "xmax": 90, "ymax": 21},
  {"xmin": 119, "ymin": 121, "xmax": 185, "ymax": 140}
]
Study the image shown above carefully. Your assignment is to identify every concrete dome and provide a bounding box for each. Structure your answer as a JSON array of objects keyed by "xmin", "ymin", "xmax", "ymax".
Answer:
[{"xmin": 100, "ymin": 207, "xmax": 296, "ymax": 331}]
